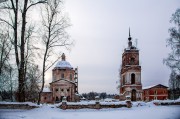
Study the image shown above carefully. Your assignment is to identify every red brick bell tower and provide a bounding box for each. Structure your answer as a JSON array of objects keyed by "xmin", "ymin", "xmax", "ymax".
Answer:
[{"xmin": 119, "ymin": 29, "xmax": 143, "ymax": 101}]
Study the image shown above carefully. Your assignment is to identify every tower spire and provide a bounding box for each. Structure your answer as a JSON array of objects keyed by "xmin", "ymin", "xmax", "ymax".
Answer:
[
  {"xmin": 128, "ymin": 27, "xmax": 132, "ymax": 41},
  {"xmin": 128, "ymin": 27, "xmax": 132, "ymax": 47}
]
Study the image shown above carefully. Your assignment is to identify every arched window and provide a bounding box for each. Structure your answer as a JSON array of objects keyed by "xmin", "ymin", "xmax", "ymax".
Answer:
[
  {"xmin": 131, "ymin": 73, "xmax": 135, "ymax": 84},
  {"xmin": 130, "ymin": 57, "xmax": 135, "ymax": 65},
  {"xmin": 70, "ymin": 74, "xmax": 72, "ymax": 80},
  {"xmin": 61, "ymin": 73, "xmax": 64, "ymax": 78},
  {"xmin": 123, "ymin": 59, "xmax": 126, "ymax": 66},
  {"xmin": 56, "ymin": 97, "xmax": 59, "ymax": 101},
  {"xmin": 122, "ymin": 75, "xmax": 125, "ymax": 85}
]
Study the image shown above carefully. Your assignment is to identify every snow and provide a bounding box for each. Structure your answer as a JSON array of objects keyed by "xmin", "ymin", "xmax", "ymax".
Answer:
[
  {"xmin": 142, "ymin": 84, "xmax": 157, "ymax": 90},
  {"xmin": 103, "ymin": 98, "xmax": 117, "ymax": 102},
  {"xmin": 55, "ymin": 61, "xmax": 73, "ymax": 69},
  {"xmin": 55, "ymin": 100, "xmax": 126, "ymax": 106},
  {"xmin": 42, "ymin": 87, "xmax": 51, "ymax": 92},
  {"xmin": 152, "ymin": 98, "xmax": 180, "ymax": 103},
  {"xmin": 0, "ymin": 102, "xmax": 39, "ymax": 107},
  {"xmin": 0, "ymin": 103, "xmax": 179, "ymax": 119},
  {"xmin": 142, "ymin": 84, "xmax": 168, "ymax": 90}
]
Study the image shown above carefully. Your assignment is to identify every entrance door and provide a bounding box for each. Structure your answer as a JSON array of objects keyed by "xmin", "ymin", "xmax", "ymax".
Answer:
[
  {"xmin": 55, "ymin": 97, "xmax": 59, "ymax": 103},
  {"xmin": 67, "ymin": 96, "xmax": 70, "ymax": 102},
  {"xmin": 60, "ymin": 96, "xmax": 64, "ymax": 102},
  {"xmin": 131, "ymin": 89, "xmax": 136, "ymax": 101}
]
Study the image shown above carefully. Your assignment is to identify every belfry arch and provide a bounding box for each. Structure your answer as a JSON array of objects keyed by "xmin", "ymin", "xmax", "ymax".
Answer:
[{"xmin": 131, "ymin": 73, "xmax": 135, "ymax": 84}]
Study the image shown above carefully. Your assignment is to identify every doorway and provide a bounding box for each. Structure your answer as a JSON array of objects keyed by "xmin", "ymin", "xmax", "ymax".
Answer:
[{"xmin": 131, "ymin": 89, "xmax": 136, "ymax": 101}]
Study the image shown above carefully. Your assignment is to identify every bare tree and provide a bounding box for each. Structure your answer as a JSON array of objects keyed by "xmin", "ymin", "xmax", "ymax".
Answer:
[
  {"xmin": 0, "ymin": 31, "xmax": 12, "ymax": 75},
  {"xmin": 25, "ymin": 64, "xmax": 41, "ymax": 102},
  {"xmin": 0, "ymin": 0, "xmax": 47, "ymax": 102},
  {"xmin": 0, "ymin": 0, "xmax": 72, "ymax": 103},
  {"xmin": 168, "ymin": 70, "xmax": 180, "ymax": 100},
  {"xmin": 100, "ymin": 92, "xmax": 107, "ymax": 99},
  {"xmin": 0, "ymin": 34, "xmax": 16, "ymax": 101},
  {"xmin": 23, "ymin": 25, "xmax": 43, "ymax": 102},
  {"xmin": 164, "ymin": 8, "xmax": 180, "ymax": 100},
  {"xmin": 164, "ymin": 8, "xmax": 180, "ymax": 73},
  {"xmin": 37, "ymin": 0, "xmax": 72, "ymax": 105},
  {"xmin": 0, "ymin": 30, "xmax": 15, "ymax": 100},
  {"xmin": 169, "ymin": 70, "xmax": 176, "ymax": 100}
]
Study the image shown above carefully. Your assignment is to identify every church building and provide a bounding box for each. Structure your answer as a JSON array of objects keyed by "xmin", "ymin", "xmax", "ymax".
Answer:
[
  {"xmin": 119, "ymin": 29, "xmax": 143, "ymax": 101},
  {"xmin": 41, "ymin": 53, "xmax": 78, "ymax": 103}
]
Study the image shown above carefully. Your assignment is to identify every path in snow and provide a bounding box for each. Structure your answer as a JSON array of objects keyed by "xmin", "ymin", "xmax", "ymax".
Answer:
[{"xmin": 0, "ymin": 105, "xmax": 180, "ymax": 119}]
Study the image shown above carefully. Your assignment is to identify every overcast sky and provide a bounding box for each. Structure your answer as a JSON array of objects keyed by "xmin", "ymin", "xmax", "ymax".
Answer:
[{"xmin": 45, "ymin": 0, "xmax": 180, "ymax": 94}]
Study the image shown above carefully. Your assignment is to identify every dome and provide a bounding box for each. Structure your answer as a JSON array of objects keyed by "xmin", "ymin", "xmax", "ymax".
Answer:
[
  {"xmin": 54, "ymin": 53, "xmax": 73, "ymax": 69},
  {"xmin": 55, "ymin": 60, "xmax": 73, "ymax": 69},
  {"xmin": 42, "ymin": 87, "xmax": 51, "ymax": 92}
]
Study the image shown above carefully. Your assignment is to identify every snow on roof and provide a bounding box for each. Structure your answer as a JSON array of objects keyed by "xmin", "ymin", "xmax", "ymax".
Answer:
[
  {"xmin": 55, "ymin": 61, "xmax": 73, "ymax": 69},
  {"xmin": 143, "ymin": 84, "xmax": 168, "ymax": 90},
  {"xmin": 125, "ymin": 46, "xmax": 138, "ymax": 51},
  {"xmin": 81, "ymin": 97, "xmax": 86, "ymax": 100},
  {"xmin": 42, "ymin": 87, "xmax": 51, "ymax": 92},
  {"xmin": 142, "ymin": 85, "xmax": 157, "ymax": 90}
]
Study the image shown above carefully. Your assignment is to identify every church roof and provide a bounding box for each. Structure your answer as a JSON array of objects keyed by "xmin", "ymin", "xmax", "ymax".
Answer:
[
  {"xmin": 42, "ymin": 87, "xmax": 51, "ymax": 92},
  {"xmin": 50, "ymin": 78, "xmax": 76, "ymax": 85},
  {"xmin": 55, "ymin": 60, "xmax": 73, "ymax": 69},
  {"xmin": 54, "ymin": 53, "xmax": 73, "ymax": 69},
  {"xmin": 143, "ymin": 84, "xmax": 168, "ymax": 90}
]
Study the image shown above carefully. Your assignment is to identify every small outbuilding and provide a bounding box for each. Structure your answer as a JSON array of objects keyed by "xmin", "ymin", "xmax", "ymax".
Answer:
[{"xmin": 143, "ymin": 84, "xmax": 168, "ymax": 101}]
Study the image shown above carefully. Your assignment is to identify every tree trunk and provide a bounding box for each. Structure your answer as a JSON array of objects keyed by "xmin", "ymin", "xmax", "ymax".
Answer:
[
  {"xmin": 18, "ymin": 0, "xmax": 28, "ymax": 102},
  {"xmin": 37, "ymin": 48, "xmax": 48, "ymax": 105},
  {"xmin": 11, "ymin": 0, "xmax": 22, "ymax": 102}
]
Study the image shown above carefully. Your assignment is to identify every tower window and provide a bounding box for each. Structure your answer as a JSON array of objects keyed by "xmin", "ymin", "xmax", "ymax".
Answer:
[
  {"xmin": 121, "ymin": 88, "xmax": 124, "ymax": 92},
  {"xmin": 130, "ymin": 58, "xmax": 135, "ymax": 65},
  {"xmin": 61, "ymin": 73, "xmax": 64, "ymax": 78},
  {"xmin": 70, "ymin": 74, "xmax": 72, "ymax": 80},
  {"xmin": 123, "ymin": 59, "xmax": 126, "ymax": 66},
  {"xmin": 131, "ymin": 73, "xmax": 135, "ymax": 84},
  {"xmin": 123, "ymin": 75, "xmax": 125, "ymax": 85}
]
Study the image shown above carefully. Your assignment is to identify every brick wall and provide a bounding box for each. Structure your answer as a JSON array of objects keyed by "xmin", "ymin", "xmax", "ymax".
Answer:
[{"xmin": 143, "ymin": 87, "xmax": 168, "ymax": 101}]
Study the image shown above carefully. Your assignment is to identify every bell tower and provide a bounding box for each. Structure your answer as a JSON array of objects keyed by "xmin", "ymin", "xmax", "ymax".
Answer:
[{"xmin": 119, "ymin": 29, "xmax": 142, "ymax": 101}]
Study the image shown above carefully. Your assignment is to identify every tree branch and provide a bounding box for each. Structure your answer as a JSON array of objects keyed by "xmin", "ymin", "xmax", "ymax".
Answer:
[
  {"xmin": 26, "ymin": 0, "xmax": 47, "ymax": 11},
  {"xmin": 0, "ymin": 18, "xmax": 14, "ymax": 29}
]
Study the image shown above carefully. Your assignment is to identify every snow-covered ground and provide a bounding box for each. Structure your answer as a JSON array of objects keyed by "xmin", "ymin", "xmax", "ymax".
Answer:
[{"xmin": 0, "ymin": 102, "xmax": 180, "ymax": 119}]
